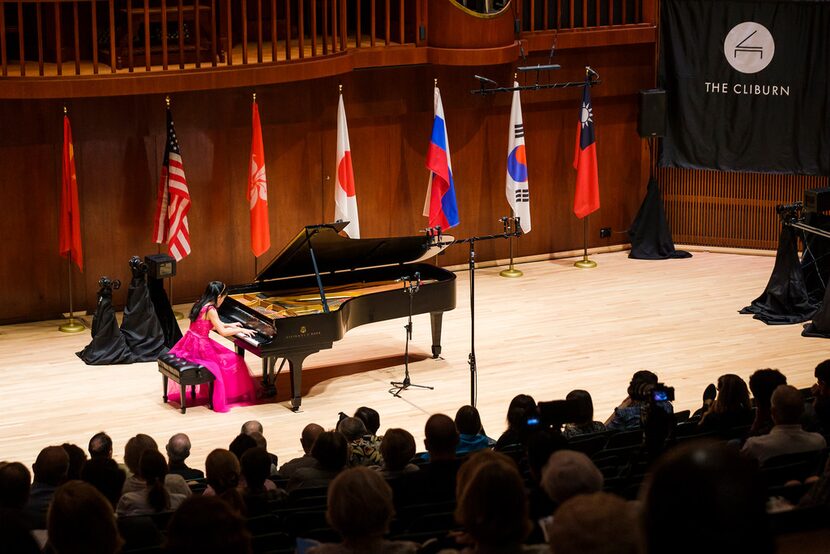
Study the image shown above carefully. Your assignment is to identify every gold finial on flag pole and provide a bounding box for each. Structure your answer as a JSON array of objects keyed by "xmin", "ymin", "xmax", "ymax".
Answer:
[
  {"xmin": 253, "ymin": 91, "xmax": 257, "ymax": 102},
  {"xmin": 514, "ymin": 72, "xmax": 517, "ymax": 81},
  {"xmin": 63, "ymin": 105, "xmax": 68, "ymax": 115},
  {"xmin": 434, "ymin": 78, "xmax": 438, "ymax": 87},
  {"xmin": 165, "ymin": 95, "xmax": 171, "ymax": 108},
  {"xmin": 338, "ymin": 84, "xmax": 343, "ymax": 94}
]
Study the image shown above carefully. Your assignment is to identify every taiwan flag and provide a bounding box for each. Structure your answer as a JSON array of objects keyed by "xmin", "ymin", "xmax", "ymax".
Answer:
[
  {"xmin": 423, "ymin": 85, "xmax": 459, "ymax": 230},
  {"xmin": 506, "ymin": 82, "xmax": 531, "ymax": 233},
  {"xmin": 573, "ymin": 76, "xmax": 600, "ymax": 219}
]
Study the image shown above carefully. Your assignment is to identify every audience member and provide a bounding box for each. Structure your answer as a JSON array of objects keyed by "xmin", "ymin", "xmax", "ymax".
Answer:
[
  {"xmin": 240, "ymin": 447, "xmax": 285, "ymax": 516},
  {"xmin": 454, "ymin": 405, "xmax": 496, "ymax": 455},
  {"xmin": 0, "ymin": 509, "xmax": 40, "ymax": 554},
  {"xmin": 247, "ymin": 431, "xmax": 279, "ymax": 473},
  {"xmin": 547, "ymin": 492, "xmax": 641, "ymax": 554},
  {"xmin": 279, "ymin": 423, "xmax": 324, "ymax": 478},
  {"xmin": 450, "ymin": 450, "xmax": 546, "ymax": 554},
  {"xmin": 338, "ymin": 416, "xmax": 383, "ymax": 467},
  {"xmin": 241, "ymin": 420, "xmax": 264, "ymax": 435},
  {"xmin": 376, "ymin": 428, "xmax": 419, "ymax": 478},
  {"xmin": 229, "ymin": 433, "xmax": 258, "ymax": 461},
  {"xmin": 166, "ymin": 433, "xmax": 204, "ymax": 480},
  {"xmin": 642, "ymin": 440, "xmax": 773, "ymax": 554},
  {"xmin": 0, "ymin": 461, "xmax": 31, "ymax": 511},
  {"xmin": 80, "ymin": 458, "xmax": 126, "ymax": 509},
  {"xmin": 697, "ymin": 374, "xmax": 754, "ymax": 433},
  {"xmin": 122, "ymin": 434, "xmax": 190, "ymax": 497},
  {"xmin": 61, "ymin": 444, "xmax": 87, "ymax": 480},
  {"xmin": 289, "ymin": 431, "xmax": 349, "ymax": 491},
  {"xmin": 540, "ymin": 450, "xmax": 603, "ymax": 507},
  {"xmin": 811, "ymin": 359, "xmax": 830, "ymax": 433},
  {"xmin": 398, "ymin": 414, "xmax": 462, "ymax": 506},
  {"xmin": 25, "ymin": 445, "xmax": 69, "ymax": 528},
  {"xmin": 354, "ymin": 406, "xmax": 382, "ymax": 438},
  {"xmin": 117, "ymin": 449, "xmax": 187, "ymax": 516},
  {"xmin": 561, "ymin": 390, "xmax": 606, "ymax": 438},
  {"xmin": 495, "ymin": 394, "xmax": 540, "ymax": 450},
  {"xmin": 748, "ymin": 368, "xmax": 787, "ymax": 436},
  {"xmin": 605, "ymin": 370, "xmax": 673, "ymax": 431},
  {"xmin": 741, "ymin": 384, "xmax": 827, "ymax": 464},
  {"xmin": 87, "ymin": 432, "xmax": 114, "ymax": 461},
  {"xmin": 524, "ymin": 430, "xmax": 568, "ymax": 543},
  {"xmin": 165, "ymin": 496, "xmax": 252, "ymax": 554},
  {"xmin": 309, "ymin": 467, "xmax": 418, "ymax": 554},
  {"xmin": 48, "ymin": 481, "xmax": 123, "ymax": 554},
  {"xmin": 204, "ymin": 448, "xmax": 247, "ymax": 515}
]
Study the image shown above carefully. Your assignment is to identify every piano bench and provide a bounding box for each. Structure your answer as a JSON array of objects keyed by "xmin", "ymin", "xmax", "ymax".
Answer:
[{"xmin": 158, "ymin": 353, "xmax": 215, "ymax": 414}]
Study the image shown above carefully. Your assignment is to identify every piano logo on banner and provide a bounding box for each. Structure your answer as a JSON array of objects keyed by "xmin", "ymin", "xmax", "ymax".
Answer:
[{"xmin": 723, "ymin": 22, "xmax": 774, "ymax": 74}]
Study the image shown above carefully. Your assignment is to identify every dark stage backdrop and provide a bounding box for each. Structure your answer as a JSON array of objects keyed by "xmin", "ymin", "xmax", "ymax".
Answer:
[
  {"xmin": 0, "ymin": 47, "xmax": 654, "ymax": 324},
  {"xmin": 659, "ymin": 0, "xmax": 830, "ymax": 175}
]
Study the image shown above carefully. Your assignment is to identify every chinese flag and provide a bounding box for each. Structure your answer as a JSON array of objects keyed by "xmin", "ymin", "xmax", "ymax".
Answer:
[
  {"xmin": 249, "ymin": 100, "xmax": 271, "ymax": 257},
  {"xmin": 573, "ymin": 78, "xmax": 600, "ymax": 219},
  {"xmin": 60, "ymin": 114, "xmax": 83, "ymax": 271}
]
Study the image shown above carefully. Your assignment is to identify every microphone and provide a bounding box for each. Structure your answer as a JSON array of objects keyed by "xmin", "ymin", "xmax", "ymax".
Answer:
[{"xmin": 474, "ymin": 75, "xmax": 498, "ymax": 87}]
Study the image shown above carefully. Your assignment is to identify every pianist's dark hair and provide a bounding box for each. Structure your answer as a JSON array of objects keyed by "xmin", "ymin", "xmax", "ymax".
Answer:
[{"xmin": 189, "ymin": 280, "xmax": 227, "ymax": 322}]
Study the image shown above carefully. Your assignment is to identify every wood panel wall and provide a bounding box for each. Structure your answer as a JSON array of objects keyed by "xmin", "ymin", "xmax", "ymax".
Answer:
[
  {"xmin": 659, "ymin": 167, "xmax": 829, "ymax": 250},
  {"xmin": 0, "ymin": 44, "xmax": 655, "ymax": 323}
]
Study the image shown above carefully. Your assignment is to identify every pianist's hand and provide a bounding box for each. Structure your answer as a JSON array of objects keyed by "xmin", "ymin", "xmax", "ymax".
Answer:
[
  {"xmin": 228, "ymin": 322, "xmax": 243, "ymax": 328},
  {"xmin": 235, "ymin": 328, "xmax": 256, "ymax": 338}
]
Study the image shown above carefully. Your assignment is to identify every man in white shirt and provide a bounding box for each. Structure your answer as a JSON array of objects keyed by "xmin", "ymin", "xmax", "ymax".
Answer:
[{"xmin": 742, "ymin": 385, "xmax": 826, "ymax": 464}]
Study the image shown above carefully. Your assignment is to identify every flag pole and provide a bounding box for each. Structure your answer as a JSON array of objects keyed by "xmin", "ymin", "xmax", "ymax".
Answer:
[
  {"xmin": 574, "ymin": 216, "xmax": 597, "ymax": 268},
  {"xmin": 500, "ymin": 212, "xmax": 523, "ymax": 277},
  {"xmin": 59, "ymin": 251, "xmax": 85, "ymax": 333},
  {"xmin": 163, "ymin": 95, "xmax": 185, "ymax": 319},
  {"xmin": 59, "ymin": 105, "xmax": 84, "ymax": 333}
]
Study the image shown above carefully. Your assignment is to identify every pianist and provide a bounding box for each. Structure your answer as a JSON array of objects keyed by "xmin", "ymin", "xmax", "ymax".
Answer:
[{"xmin": 166, "ymin": 281, "xmax": 260, "ymax": 412}]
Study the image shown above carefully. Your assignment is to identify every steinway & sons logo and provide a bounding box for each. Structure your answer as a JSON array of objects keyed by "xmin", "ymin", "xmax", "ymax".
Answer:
[{"xmin": 705, "ymin": 21, "xmax": 790, "ymax": 97}]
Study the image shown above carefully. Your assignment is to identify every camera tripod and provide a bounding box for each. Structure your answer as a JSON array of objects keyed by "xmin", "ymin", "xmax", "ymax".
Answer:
[{"xmin": 389, "ymin": 273, "xmax": 434, "ymax": 397}]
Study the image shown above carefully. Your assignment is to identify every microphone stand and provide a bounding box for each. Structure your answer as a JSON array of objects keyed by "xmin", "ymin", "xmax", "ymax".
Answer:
[
  {"xmin": 434, "ymin": 222, "xmax": 523, "ymax": 407},
  {"xmin": 390, "ymin": 272, "xmax": 434, "ymax": 397}
]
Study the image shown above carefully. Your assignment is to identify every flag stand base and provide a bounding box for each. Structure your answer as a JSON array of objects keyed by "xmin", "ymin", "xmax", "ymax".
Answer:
[
  {"xmin": 59, "ymin": 319, "xmax": 85, "ymax": 333},
  {"xmin": 499, "ymin": 267, "xmax": 524, "ymax": 278},
  {"xmin": 574, "ymin": 258, "xmax": 597, "ymax": 269}
]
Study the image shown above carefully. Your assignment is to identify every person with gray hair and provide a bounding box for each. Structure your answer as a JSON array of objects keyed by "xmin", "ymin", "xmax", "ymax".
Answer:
[
  {"xmin": 541, "ymin": 450, "xmax": 603, "ymax": 506},
  {"xmin": 241, "ymin": 420, "xmax": 263, "ymax": 435},
  {"xmin": 337, "ymin": 417, "xmax": 382, "ymax": 467},
  {"xmin": 166, "ymin": 433, "xmax": 204, "ymax": 480},
  {"xmin": 741, "ymin": 384, "xmax": 826, "ymax": 464}
]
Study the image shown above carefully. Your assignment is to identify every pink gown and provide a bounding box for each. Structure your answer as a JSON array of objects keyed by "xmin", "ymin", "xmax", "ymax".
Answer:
[{"xmin": 166, "ymin": 305, "xmax": 258, "ymax": 412}]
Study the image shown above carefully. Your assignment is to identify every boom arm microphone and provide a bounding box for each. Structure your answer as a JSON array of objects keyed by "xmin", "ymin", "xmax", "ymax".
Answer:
[{"xmin": 474, "ymin": 75, "xmax": 499, "ymax": 87}]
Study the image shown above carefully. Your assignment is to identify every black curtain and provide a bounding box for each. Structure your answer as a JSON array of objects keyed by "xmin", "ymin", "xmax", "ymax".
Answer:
[
  {"xmin": 77, "ymin": 284, "xmax": 134, "ymax": 365},
  {"xmin": 147, "ymin": 276, "xmax": 183, "ymax": 348},
  {"xmin": 628, "ymin": 177, "xmax": 692, "ymax": 260},
  {"xmin": 740, "ymin": 224, "xmax": 817, "ymax": 324},
  {"xmin": 120, "ymin": 264, "xmax": 167, "ymax": 361}
]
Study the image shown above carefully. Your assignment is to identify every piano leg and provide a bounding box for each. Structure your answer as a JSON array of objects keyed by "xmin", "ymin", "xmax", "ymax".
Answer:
[
  {"xmin": 261, "ymin": 357, "xmax": 277, "ymax": 397},
  {"xmin": 430, "ymin": 312, "xmax": 444, "ymax": 358},
  {"xmin": 285, "ymin": 350, "xmax": 318, "ymax": 412}
]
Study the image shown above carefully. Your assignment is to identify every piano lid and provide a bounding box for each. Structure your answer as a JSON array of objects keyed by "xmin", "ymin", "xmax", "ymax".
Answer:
[{"xmin": 256, "ymin": 223, "xmax": 451, "ymax": 281}]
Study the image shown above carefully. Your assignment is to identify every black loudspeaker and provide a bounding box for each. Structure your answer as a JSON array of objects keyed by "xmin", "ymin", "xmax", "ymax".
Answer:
[
  {"xmin": 638, "ymin": 89, "xmax": 666, "ymax": 138},
  {"xmin": 804, "ymin": 187, "xmax": 830, "ymax": 214}
]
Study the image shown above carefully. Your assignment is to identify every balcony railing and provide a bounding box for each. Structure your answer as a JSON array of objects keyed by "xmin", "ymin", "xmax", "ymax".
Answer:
[{"xmin": 0, "ymin": 0, "xmax": 654, "ymax": 79}]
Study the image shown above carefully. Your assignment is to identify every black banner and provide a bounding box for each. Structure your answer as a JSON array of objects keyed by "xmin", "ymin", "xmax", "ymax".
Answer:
[{"xmin": 659, "ymin": 0, "xmax": 830, "ymax": 175}]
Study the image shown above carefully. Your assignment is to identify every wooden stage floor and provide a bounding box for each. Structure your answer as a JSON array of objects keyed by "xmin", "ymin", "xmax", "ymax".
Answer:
[{"xmin": 1, "ymin": 250, "xmax": 826, "ymax": 471}]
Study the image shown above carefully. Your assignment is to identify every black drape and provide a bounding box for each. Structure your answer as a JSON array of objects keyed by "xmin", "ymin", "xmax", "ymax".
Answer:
[
  {"xmin": 147, "ymin": 276, "xmax": 183, "ymax": 348},
  {"xmin": 628, "ymin": 177, "xmax": 692, "ymax": 260},
  {"xmin": 120, "ymin": 266, "xmax": 167, "ymax": 361},
  {"xmin": 740, "ymin": 225, "xmax": 817, "ymax": 324},
  {"xmin": 77, "ymin": 285, "xmax": 134, "ymax": 365}
]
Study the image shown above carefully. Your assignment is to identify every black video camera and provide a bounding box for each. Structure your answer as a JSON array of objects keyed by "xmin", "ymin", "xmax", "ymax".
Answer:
[
  {"xmin": 630, "ymin": 381, "xmax": 675, "ymax": 403},
  {"xmin": 535, "ymin": 399, "xmax": 586, "ymax": 428}
]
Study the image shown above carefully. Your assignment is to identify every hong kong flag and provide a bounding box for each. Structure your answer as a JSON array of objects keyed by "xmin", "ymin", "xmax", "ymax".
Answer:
[
  {"xmin": 248, "ymin": 99, "xmax": 271, "ymax": 257},
  {"xmin": 573, "ymin": 76, "xmax": 600, "ymax": 219}
]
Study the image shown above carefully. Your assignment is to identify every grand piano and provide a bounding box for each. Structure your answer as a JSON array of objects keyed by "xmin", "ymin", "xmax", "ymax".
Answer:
[{"xmin": 218, "ymin": 223, "xmax": 456, "ymax": 411}]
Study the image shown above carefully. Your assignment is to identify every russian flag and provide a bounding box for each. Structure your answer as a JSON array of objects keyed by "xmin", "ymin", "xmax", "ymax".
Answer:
[{"xmin": 423, "ymin": 86, "xmax": 460, "ymax": 229}]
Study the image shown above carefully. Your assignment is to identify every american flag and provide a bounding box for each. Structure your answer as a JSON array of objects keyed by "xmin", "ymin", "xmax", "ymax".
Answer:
[{"xmin": 153, "ymin": 107, "xmax": 191, "ymax": 261}]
